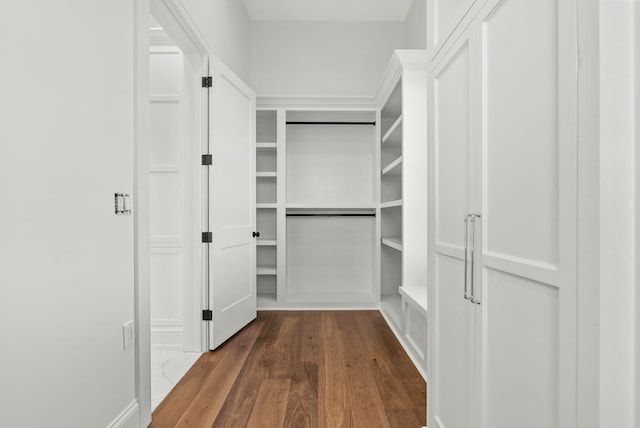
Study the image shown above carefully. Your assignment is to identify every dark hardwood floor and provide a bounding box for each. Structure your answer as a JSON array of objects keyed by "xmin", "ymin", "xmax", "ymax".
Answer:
[{"xmin": 151, "ymin": 311, "xmax": 426, "ymax": 428}]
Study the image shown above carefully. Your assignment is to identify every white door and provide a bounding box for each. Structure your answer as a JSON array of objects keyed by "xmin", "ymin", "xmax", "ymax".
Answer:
[
  {"xmin": 0, "ymin": 1, "xmax": 135, "ymax": 426},
  {"xmin": 208, "ymin": 57, "xmax": 257, "ymax": 349},
  {"xmin": 475, "ymin": 0, "xmax": 577, "ymax": 426},
  {"xmin": 429, "ymin": 36, "xmax": 478, "ymax": 428}
]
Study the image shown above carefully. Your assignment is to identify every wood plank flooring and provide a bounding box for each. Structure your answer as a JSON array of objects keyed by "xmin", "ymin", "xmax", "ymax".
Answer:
[{"xmin": 151, "ymin": 311, "xmax": 426, "ymax": 428}]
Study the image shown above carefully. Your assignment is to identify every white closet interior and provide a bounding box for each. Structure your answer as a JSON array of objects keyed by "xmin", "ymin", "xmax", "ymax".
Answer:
[
  {"xmin": 253, "ymin": 51, "xmax": 428, "ymax": 377},
  {"xmin": 256, "ymin": 108, "xmax": 379, "ymax": 308}
]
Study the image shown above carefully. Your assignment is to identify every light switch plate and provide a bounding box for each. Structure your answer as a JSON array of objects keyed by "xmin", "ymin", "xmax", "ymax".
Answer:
[{"xmin": 122, "ymin": 321, "xmax": 135, "ymax": 349}]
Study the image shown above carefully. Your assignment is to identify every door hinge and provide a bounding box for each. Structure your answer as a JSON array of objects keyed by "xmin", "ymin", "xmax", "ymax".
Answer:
[
  {"xmin": 202, "ymin": 76, "xmax": 212, "ymax": 88},
  {"xmin": 202, "ymin": 154, "xmax": 212, "ymax": 165},
  {"xmin": 202, "ymin": 232, "xmax": 213, "ymax": 243},
  {"xmin": 202, "ymin": 309, "xmax": 213, "ymax": 321}
]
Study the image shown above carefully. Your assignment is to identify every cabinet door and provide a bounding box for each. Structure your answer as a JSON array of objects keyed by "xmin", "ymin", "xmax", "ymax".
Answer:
[
  {"xmin": 476, "ymin": 0, "xmax": 577, "ymax": 427},
  {"xmin": 429, "ymin": 36, "xmax": 478, "ymax": 428}
]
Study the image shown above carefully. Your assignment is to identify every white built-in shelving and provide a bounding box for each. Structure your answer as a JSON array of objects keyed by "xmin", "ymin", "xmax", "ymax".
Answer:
[
  {"xmin": 256, "ymin": 109, "xmax": 279, "ymax": 301},
  {"xmin": 254, "ymin": 106, "xmax": 379, "ymax": 309},
  {"xmin": 376, "ymin": 51, "xmax": 428, "ymax": 379}
]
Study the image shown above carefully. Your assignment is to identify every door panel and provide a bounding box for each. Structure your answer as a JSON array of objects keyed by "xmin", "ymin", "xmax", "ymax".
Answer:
[
  {"xmin": 435, "ymin": 43, "xmax": 471, "ymax": 251},
  {"xmin": 432, "ymin": 40, "xmax": 475, "ymax": 428},
  {"xmin": 483, "ymin": 0, "xmax": 560, "ymax": 267},
  {"xmin": 484, "ymin": 270, "xmax": 559, "ymax": 428},
  {"xmin": 209, "ymin": 59, "xmax": 256, "ymax": 349},
  {"xmin": 478, "ymin": 0, "xmax": 577, "ymax": 426},
  {"xmin": 434, "ymin": 254, "xmax": 474, "ymax": 428}
]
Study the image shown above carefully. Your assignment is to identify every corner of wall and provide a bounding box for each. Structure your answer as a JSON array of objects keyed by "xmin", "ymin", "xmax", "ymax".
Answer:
[{"xmin": 404, "ymin": 0, "xmax": 427, "ymax": 49}]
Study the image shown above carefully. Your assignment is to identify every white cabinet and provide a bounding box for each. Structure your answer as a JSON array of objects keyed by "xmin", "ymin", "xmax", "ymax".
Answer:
[
  {"xmin": 377, "ymin": 51, "xmax": 429, "ymax": 378},
  {"xmin": 427, "ymin": 0, "xmax": 578, "ymax": 426}
]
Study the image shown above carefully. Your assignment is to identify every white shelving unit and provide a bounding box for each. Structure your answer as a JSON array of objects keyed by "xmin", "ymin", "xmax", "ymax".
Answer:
[
  {"xmin": 254, "ymin": 106, "xmax": 380, "ymax": 309},
  {"xmin": 376, "ymin": 50, "xmax": 429, "ymax": 379},
  {"xmin": 284, "ymin": 109, "xmax": 378, "ymax": 306},
  {"xmin": 256, "ymin": 109, "xmax": 278, "ymax": 304}
]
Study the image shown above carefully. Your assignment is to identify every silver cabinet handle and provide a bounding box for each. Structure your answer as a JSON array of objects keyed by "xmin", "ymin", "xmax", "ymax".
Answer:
[
  {"xmin": 463, "ymin": 214, "xmax": 472, "ymax": 301},
  {"xmin": 470, "ymin": 213, "xmax": 481, "ymax": 304}
]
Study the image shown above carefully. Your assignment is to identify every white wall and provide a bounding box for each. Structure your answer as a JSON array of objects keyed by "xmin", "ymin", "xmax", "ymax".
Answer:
[
  {"xmin": 405, "ymin": 0, "xmax": 427, "ymax": 49},
  {"xmin": 181, "ymin": 0, "xmax": 250, "ymax": 82},
  {"xmin": 0, "ymin": 1, "xmax": 138, "ymax": 427},
  {"xmin": 599, "ymin": 1, "xmax": 637, "ymax": 427},
  {"xmin": 636, "ymin": 4, "xmax": 640, "ymax": 422},
  {"xmin": 250, "ymin": 22, "xmax": 405, "ymax": 97}
]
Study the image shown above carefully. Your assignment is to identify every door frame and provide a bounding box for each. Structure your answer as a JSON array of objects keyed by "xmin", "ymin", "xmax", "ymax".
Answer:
[{"xmin": 134, "ymin": 0, "xmax": 211, "ymax": 424}]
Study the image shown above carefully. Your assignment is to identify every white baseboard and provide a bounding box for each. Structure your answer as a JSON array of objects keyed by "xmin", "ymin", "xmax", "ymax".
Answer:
[
  {"xmin": 379, "ymin": 308, "xmax": 429, "ymax": 382},
  {"xmin": 107, "ymin": 400, "xmax": 139, "ymax": 428},
  {"xmin": 151, "ymin": 319, "xmax": 183, "ymax": 346}
]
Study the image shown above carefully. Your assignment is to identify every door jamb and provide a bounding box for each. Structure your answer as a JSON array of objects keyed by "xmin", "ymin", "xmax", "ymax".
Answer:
[{"xmin": 134, "ymin": 0, "xmax": 211, "ymax": 425}]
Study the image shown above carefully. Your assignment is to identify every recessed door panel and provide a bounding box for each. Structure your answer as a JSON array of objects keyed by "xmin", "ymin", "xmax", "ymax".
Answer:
[
  {"xmin": 483, "ymin": 0, "xmax": 560, "ymax": 267},
  {"xmin": 478, "ymin": 0, "xmax": 577, "ymax": 426},
  {"xmin": 435, "ymin": 43, "xmax": 471, "ymax": 251},
  {"xmin": 434, "ymin": 254, "xmax": 474, "ymax": 428},
  {"xmin": 432, "ymin": 39, "xmax": 475, "ymax": 428},
  {"xmin": 484, "ymin": 269, "xmax": 559, "ymax": 428}
]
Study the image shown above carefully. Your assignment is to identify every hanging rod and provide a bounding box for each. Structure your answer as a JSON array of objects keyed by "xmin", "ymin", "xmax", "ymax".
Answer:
[
  {"xmin": 286, "ymin": 121, "xmax": 376, "ymax": 126},
  {"xmin": 286, "ymin": 213, "xmax": 376, "ymax": 217}
]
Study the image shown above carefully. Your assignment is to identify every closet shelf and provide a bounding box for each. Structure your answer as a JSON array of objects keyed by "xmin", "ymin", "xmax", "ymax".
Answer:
[
  {"xmin": 399, "ymin": 286, "xmax": 428, "ymax": 318},
  {"xmin": 256, "ymin": 203, "xmax": 277, "ymax": 209},
  {"xmin": 286, "ymin": 203, "xmax": 375, "ymax": 210},
  {"xmin": 382, "ymin": 115, "xmax": 403, "ymax": 145},
  {"xmin": 257, "ymin": 265, "xmax": 277, "ymax": 275},
  {"xmin": 256, "ymin": 142, "xmax": 277, "ymax": 149},
  {"xmin": 257, "ymin": 172, "xmax": 277, "ymax": 178},
  {"xmin": 382, "ymin": 236, "xmax": 403, "ymax": 251},
  {"xmin": 382, "ymin": 156, "xmax": 403, "ymax": 176},
  {"xmin": 380, "ymin": 199, "xmax": 403, "ymax": 208},
  {"xmin": 257, "ymin": 240, "xmax": 277, "ymax": 246}
]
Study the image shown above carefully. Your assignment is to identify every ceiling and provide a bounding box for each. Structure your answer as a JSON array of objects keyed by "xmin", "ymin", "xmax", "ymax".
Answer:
[{"xmin": 242, "ymin": 0, "xmax": 416, "ymax": 22}]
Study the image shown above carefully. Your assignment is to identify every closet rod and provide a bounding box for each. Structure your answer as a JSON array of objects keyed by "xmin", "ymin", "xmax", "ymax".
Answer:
[
  {"xmin": 286, "ymin": 121, "xmax": 376, "ymax": 126},
  {"xmin": 286, "ymin": 213, "xmax": 376, "ymax": 217}
]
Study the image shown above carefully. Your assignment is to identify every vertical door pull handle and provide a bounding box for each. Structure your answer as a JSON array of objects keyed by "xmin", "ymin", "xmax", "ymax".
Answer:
[
  {"xmin": 470, "ymin": 213, "xmax": 481, "ymax": 304},
  {"xmin": 463, "ymin": 214, "xmax": 472, "ymax": 301}
]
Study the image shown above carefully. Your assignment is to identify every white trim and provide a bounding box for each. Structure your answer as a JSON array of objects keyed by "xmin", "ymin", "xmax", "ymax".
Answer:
[
  {"xmin": 379, "ymin": 308, "xmax": 429, "ymax": 382},
  {"xmin": 257, "ymin": 95, "xmax": 377, "ymax": 110},
  {"xmin": 106, "ymin": 400, "xmax": 139, "ymax": 428},
  {"xmin": 136, "ymin": 0, "xmax": 212, "ymax": 425},
  {"xmin": 151, "ymin": 318, "xmax": 184, "ymax": 346},
  {"xmin": 149, "ymin": 28, "xmax": 174, "ymax": 46},
  {"xmin": 149, "ymin": 94, "xmax": 180, "ymax": 103},
  {"xmin": 256, "ymin": 302, "xmax": 380, "ymax": 310},
  {"xmin": 133, "ymin": 0, "xmax": 152, "ymax": 426},
  {"xmin": 148, "ymin": 164, "xmax": 182, "ymax": 172}
]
